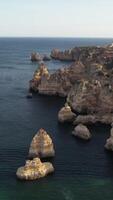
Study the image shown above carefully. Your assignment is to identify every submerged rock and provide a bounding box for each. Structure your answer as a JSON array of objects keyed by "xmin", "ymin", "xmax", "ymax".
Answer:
[
  {"xmin": 72, "ymin": 124, "xmax": 91, "ymax": 140},
  {"xmin": 58, "ymin": 104, "xmax": 76, "ymax": 123},
  {"xmin": 16, "ymin": 158, "xmax": 54, "ymax": 181},
  {"xmin": 29, "ymin": 129, "xmax": 55, "ymax": 158},
  {"xmin": 105, "ymin": 127, "xmax": 113, "ymax": 151}
]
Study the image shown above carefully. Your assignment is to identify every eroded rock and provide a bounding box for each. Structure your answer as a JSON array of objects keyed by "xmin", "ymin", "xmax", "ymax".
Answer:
[
  {"xmin": 30, "ymin": 43, "xmax": 113, "ymax": 125},
  {"xmin": 31, "ymin": 52, "xmax": 51, "ymax": 62},
  {"xmin": 72, "ymin": 124, "xmax": 91, "ymax": 140},
  {"xmin": 58, "ymin": 104, "xmax": 76, "ymax": 123},
  {"xmin": 31, "ymin": 52, "xmax": 43, "ymax": 62},
  {"xmin": 29, "ymin": 129, "xmax": 55, "ymax": 158},
  {"xmin": 16, "ymin": 158, "xmax": 54, "ymax": 180},
  {"xmin": 30, "ymin": 63, "xmax": 49, "ymax": 92}
]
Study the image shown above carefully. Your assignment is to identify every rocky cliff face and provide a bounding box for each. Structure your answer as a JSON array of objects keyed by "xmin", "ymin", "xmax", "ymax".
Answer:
[
  {"xmin": 51, "ymin": 45, "xmax": 113, "ymax": 66},
  {"xmin": 29, "ymin": 44, "xmax": 113, "ymax": 125}
]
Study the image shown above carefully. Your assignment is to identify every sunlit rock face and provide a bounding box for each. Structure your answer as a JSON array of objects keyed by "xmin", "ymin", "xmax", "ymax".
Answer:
[
  {"xmin": 72, "ymin": 124, "xmax": 91, "ymax": 140},
  {"xmin": 16, "ymin": 158, "xmax": 54, "ymax": 181},
  {"xmin": 29, "ymin": 129, "xmax": 55, "ymax": 159},
  {"xmin": 30, "ymin": 63, "xmax": 50, "ymax": 92}
]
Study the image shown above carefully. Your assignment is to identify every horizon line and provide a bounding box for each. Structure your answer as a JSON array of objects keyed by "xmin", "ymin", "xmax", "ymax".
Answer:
[{"xmin": 0, "ymin": 36, "xmax": 113, "ymax": 40}]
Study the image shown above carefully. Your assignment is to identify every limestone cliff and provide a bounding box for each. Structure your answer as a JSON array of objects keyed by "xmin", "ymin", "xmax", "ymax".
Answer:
[{"xmin": 29, "ymin": 44, "xmax": 113, "ymax": 125}]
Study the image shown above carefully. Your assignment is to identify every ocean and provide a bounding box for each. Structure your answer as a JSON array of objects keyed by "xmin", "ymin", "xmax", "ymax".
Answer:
[{"xmin": 0, "ymin": 37, "xmax": 113, "ymax": 200}]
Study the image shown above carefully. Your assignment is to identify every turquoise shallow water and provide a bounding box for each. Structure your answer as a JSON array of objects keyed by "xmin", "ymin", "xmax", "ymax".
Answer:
[
  {"xmin": 0, "ymin": 38, "xmax": 113, "ymax": 200},
  {"xmin": 1, "ymin": 178, "xmax": 113, "ymax": 200}
]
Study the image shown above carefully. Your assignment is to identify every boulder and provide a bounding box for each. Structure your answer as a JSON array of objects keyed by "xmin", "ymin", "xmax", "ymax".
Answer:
[
  {"xmin": 29, "ymin": 129, "xmax": 55, "ymax": 158},
  {"xmin": 72, "ymin": 124, "xmax": 91, "ymax": 140},
  {"xmin": 16, "ymin": 158, "xmax": 54, "ymax": 181},
  {"xmin": 31, "ymin": 52, "xmax": 43, "ymax": 62},
  {"xmin": 58, "ymin": 104, "xmax": 76, "ymax": 123},
  {"xmin": 105, "ymin": 127, "xmax": 113, "ymax": 151}
]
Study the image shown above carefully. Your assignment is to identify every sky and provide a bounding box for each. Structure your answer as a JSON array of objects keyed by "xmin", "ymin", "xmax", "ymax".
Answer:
[{"xmin": 0, "ymin": 0, "xmax": 113, "ymax": 37}]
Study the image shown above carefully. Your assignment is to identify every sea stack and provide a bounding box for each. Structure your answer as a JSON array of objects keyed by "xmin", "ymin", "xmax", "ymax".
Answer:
[
  {"xmin": 28, "ymin": 129, "xmax": 55, "ymax": 158},
  {"xmin": 72, "ymin": 124, "xmax": 91, "ymax": 140},
  {"xmin": 58, "ymin": 103, "xmax": 76, "ymax": 123},
  {"xmin": 16, "ymin": 158, "xmax": 54, "ymax": 181},
  {"xmin": 29, "ymin": 63, "xmax": 50, "ymax": 92}
]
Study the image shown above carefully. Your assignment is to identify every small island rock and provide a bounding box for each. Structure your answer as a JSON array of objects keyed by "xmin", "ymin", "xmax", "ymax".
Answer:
[
  {"xmin": 16, "ymin": 158, "xmax": 54, "ymax": 181},
  {"xmin": 72, "ymin": 124, "xmax": 91, "ymax": 140},
  {"xmin": 31, "ymin": 52, "xmax": 43, "ymax": 62},
  {"xmin": 58, "ymin": 104, "xmax": 76, "ymax": 123},
  {"xmin": 29, "ymin": 129, "xmax": 55, "ymax": 158},
  {"xmin": 31, "ymin": 52, "xmax": 51, "ymax": 62}
]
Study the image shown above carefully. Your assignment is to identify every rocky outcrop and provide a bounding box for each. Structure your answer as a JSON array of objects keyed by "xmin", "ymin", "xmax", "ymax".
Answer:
[
  {"xmin": 58, "ymin": 103, "xmax": 76, "ymax": 123},
  {"xmin": 51, "ymin": 48, "xmax": 73, "ymax": 61},
  {"xmin": 51, "ymin": 46, "xmax": 113, "ymax": 66},
  {"xmin": 31, "ymin": 52, "xmax": 51, "ymax": 62},
  {"xmin": 30, "ymin": 61, "xmax": 86, "ymax": 96},
  {"xmin": 67, "ymin": 79, "xmax": 113, "ymax": 114},
  {"xmin": 29, "ymin": 129, "xmax": 55, "ymax": 158},
  {"xmin": 16, "ymin": 158, "xmax": 54, "ymax": 180},
  {"xmin": 105, "ymin": 127, "xmax": 113, "ymax": 151},
  {"xmin": 74, "ymin": 114, "xmax": 113, "ymax": 125},
  {"xmin": 30, "ymin": 63, "xmax": 50, "ymax": 92},
  {"xmin": 29, "ymin": 44, "xmax": 113, "ymax": 125},
  {"xmin": 72, "ymin": 124, "xmax": 91, "ymax": 140},
  {"xmin": 31, "ymin": 52, "xmax": 43, "ymax": 62}
]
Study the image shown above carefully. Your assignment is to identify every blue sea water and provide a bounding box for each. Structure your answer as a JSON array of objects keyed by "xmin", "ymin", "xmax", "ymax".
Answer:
[{"xmin": 0, "ymin": 37, "xmax": 113, "ymax": 200}]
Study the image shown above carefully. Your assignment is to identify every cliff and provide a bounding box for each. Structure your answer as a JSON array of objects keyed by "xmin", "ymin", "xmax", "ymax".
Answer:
[{"xmin": 29, "ymin": 44, "xmax": 113, "ymax": 125}]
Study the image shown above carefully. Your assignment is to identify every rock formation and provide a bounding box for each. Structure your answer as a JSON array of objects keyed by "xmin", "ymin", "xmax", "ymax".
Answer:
[
  {"xmin": 30, "ymin": 63, "xmax": 50, "ymax": 92},
  {"xmin": 16, "ymin": 158, "xmax": 54, "ymax": 180},
  {"xmin": 105, "ymin": 127, "xmax": 113, "ymax": 151},
  {"xmin": 58, "ymin": 103, "xmax": 76, "ymax": 123},
  {"xmin": 31, "ymin": 52, "xmax": 51, "ymax": 62},
  {"xmin": 31, "ymin": 52, "xmax": 43, "ymax": 62},
  {"xmin": 72, "ymin": 124, "xmax": 91, "ymax": 140},
  {"xmin": 51, "ymin": 45, "xmax": 113, "ymax": 66},
  {"xmin": 29, "ymin": 44, "xmax": 113, "ymax": 125},
  {"xmin": 29, "ymin": 129, "xmax": 55, "ymax": 158}
]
